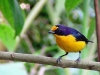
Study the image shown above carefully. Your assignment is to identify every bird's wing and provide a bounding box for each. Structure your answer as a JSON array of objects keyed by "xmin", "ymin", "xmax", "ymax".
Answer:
[{"xmin": 72, "ymin": 31, "xmax": 93, "ymax": 44}]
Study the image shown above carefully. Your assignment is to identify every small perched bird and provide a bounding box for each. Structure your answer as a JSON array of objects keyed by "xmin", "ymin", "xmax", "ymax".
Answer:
[{"xmin": 49, "ymin": 24, "xmax": 93, "ymax": 64}]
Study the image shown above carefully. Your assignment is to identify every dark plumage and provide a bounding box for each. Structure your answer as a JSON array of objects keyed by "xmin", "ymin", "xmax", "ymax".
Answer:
[{"xmin": 54, "ymin": 24, "xmax": 93, "ymax": 44}]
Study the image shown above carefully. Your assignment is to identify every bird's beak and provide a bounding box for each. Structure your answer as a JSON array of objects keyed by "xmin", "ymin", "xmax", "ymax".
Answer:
[{"xmin": 48, "ymin": 30, "xmax": 55, "ymax": 34}]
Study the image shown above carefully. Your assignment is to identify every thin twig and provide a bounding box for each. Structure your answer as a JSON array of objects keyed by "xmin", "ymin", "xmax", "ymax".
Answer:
[
  {"xmin": 22, "ymin": 34, "xmax": 35, "ymax": 53},
  {"xmin": 0, "ymin": 52, "xmax": 100, "ymax": 71}
]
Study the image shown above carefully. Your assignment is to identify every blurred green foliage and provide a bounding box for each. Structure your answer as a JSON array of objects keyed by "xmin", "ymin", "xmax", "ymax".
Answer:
[
  {"xmin": 0, "ymin": 0, "xmax": 99, "ymax": 75},
  {"xmin": 0, "ymin": 0, "xmax": 24, "ymax": 35},
  {"xmin": 0, "ymin": 24, "xmax": 15, "ymax": 51}
]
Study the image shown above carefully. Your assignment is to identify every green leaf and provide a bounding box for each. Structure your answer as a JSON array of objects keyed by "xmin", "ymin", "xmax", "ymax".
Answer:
[
  {"xmin": 87, "ymin": 18, "xmax": 95, "ymax": 39},
  {"xmin": 0, "ymin": 0, "xmax": 24, "ymax": 36},
  {"xmin": 65, "ymin": 0, "xmax": 82, "ymax": 13},
  {"xmin": 0, "ymin": 24, "xmax": 15, "ymax": 51}
]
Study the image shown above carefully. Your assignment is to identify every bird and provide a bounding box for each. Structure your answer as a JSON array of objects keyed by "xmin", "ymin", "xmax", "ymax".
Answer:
[{"xmin": 48, "ymin": 24, "xmax": 93, "ymax": 64}]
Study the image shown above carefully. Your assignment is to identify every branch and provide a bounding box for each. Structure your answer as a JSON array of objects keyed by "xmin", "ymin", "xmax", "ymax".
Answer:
[
  {"xmin": 0, "ymin": 52, "xmax": 100, "ymax": 71},
  {"xmin": 94, "ymin": 0, "xmax": 100, "ymax": 61}
]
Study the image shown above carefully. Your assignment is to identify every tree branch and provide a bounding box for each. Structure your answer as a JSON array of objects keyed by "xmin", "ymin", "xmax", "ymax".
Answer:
[
  {"xmin": 94, "ymin": 0, "xmax": 100, "ymax": 61},
  {"xmin": 0, "ymin": 52, "xmax": 100, "ymax": 71}
]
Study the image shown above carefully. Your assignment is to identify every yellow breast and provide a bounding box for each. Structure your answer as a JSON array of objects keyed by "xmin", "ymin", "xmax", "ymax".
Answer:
[{"xmin": 54, "ymin": 34, "xmax": 86, "ymax": 52}]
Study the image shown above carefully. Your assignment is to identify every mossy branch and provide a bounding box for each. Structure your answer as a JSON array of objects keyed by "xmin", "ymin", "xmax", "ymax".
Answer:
[{"xmin": 0, "ymin": 52, "xmax": 100, "ymax": 71}]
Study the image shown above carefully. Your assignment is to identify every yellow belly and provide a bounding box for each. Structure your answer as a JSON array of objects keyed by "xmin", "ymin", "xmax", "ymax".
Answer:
[{"xmin": 54, "ymin": 34, "xmax": 86, "ymax": 52}]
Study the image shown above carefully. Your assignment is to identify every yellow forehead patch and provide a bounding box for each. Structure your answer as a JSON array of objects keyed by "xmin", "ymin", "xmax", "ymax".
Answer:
[{"xmin": 51, "ymin": 26, "xmax": 58, "ymax": 31}]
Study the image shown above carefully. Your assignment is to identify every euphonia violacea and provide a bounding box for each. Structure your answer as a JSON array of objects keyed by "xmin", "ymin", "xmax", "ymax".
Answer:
[{"xmin": 49, "ymin": 24, "xmax": 93, "ymax": 64}]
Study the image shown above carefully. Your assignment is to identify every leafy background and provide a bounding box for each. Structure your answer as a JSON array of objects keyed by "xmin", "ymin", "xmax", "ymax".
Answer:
[{"xmin": 0, "ymin": 0, "xmax": 98, "ymax": 75}]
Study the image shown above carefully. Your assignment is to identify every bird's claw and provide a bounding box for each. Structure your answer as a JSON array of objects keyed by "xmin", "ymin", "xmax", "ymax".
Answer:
[
  {"xmin": 56, "ymin": 57, "xmax": 61, "ymax": 64},
  {"xmin": 76, "ymin": 57, "xmax": 80, "ymax": 63}
]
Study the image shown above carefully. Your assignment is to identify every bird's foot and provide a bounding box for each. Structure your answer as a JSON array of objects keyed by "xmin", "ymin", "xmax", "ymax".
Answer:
[
  {"xmin": 76, "ymin": 57, "xmax": 80, "ymax": 63},
  {"xmin": 56, "ymin": 57, "xmax": 62, "ymax": 64},
  {"xmin": 56, "ymin": 52, "xmax": 68, "ymax": 64}
]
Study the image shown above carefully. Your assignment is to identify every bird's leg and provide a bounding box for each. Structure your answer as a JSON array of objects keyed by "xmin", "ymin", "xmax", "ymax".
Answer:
[
  {"xmin": 76, "ymin": 51, "xmax": 81, "ymax": 62},
  {"xmin": 57, "ymin": 52, "xmax": 68, "ymax": 64}
]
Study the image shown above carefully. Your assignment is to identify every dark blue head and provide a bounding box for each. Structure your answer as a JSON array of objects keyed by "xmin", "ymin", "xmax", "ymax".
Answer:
[{"xmin": 49, "ymin": 24, "xmax": 78, "ymax": 36}]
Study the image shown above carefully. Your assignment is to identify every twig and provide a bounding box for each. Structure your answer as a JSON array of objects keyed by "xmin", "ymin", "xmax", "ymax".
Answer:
[
  {"xmin": 94, "ymin": 0, "xmax": 100, "ymax": 61},
  {"xmin": 22, "ymin": 34, "xmax": 35, "ymax": 53},
  {"xmin": 30, "ymin": 64, "xmax": 41, "ymax": 75},
  {"xmin": 0, "ymin": 52, "xmax": 100, "ymax": 71}
]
